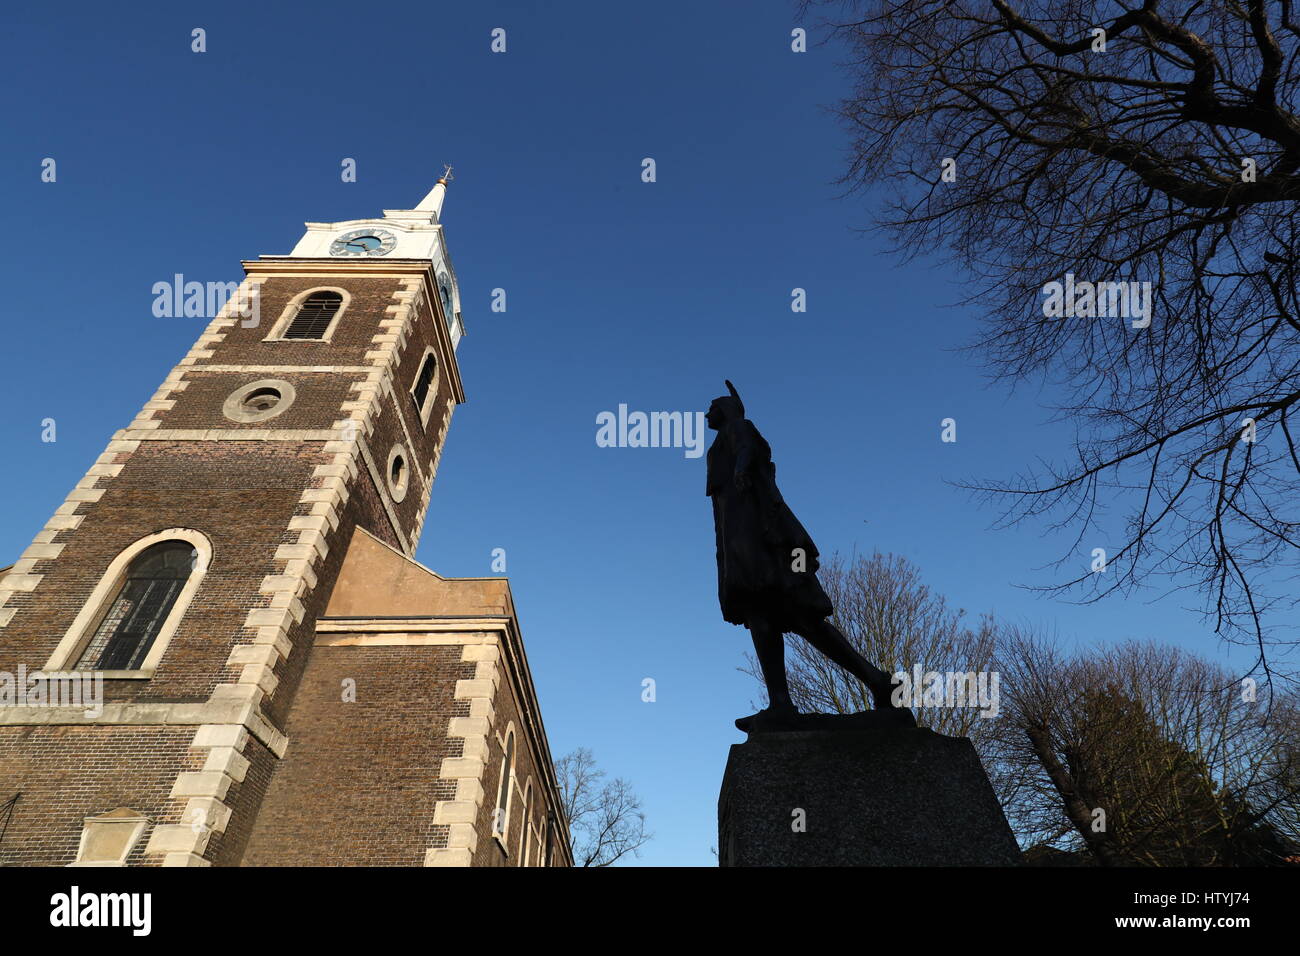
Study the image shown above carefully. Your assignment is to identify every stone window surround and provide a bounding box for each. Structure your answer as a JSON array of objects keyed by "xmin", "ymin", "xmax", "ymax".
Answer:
[
  {"xmin": 221, "ymin": 378, "xmax": 297, "ymax": 424},
  {"xmin": 386, "ymin": 443, "xmax": 410, "ymax": 503},
  {"xmin": 493, "ymin": 723, "xmax": 518, "ymax": 851},
  {"xmin": 262, "ymin": 286, "xmax": 353, "ymax": 343},
  {"xmin": 520, "ymin": 778, "xmax": 535, "ymax": 867},
  {"xmin": 43, "ymin": 528, "xmax": 214, "ymax": 679},
  {"xmin": 409, "ymin": 347, "xmax": 440, "ymax": 429}
]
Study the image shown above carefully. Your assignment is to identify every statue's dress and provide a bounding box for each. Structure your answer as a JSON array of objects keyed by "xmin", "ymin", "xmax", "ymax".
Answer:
[{"xmin": 706, "ymin": 418, "xmax": 833, "ymax": 629}]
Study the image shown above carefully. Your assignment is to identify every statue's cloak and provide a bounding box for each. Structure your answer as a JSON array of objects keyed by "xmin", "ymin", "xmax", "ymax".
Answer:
[{"xmin": 706, "ymin": 417, "xmax": 833, "ymax": 628}]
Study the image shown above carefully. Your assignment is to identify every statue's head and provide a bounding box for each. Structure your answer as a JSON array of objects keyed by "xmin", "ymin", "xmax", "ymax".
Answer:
[{"xmin": 706, "ymin": 380, "xmax": 745, "ymax": 431}]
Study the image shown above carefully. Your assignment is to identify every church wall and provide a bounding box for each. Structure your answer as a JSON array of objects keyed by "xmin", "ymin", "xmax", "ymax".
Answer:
[
  {"xmin": 362, "ymin": 290, "xmax": 456, "ymax": 546},
  {"xmin": 156, "ymin": 371, "xmax": 359, "ymax": 432},
  {"xmin": 472, "ymin": 651, "xmax": 565, "ymax": 867},
  {"xmin": 0, "ymin": 439, "xmax": 322, "ymax": 704},
  {"xmin": 204, "ymin": 736, "xmax": 277, "ymax": 867},
  {"xmin": 0, "ymin": 726, "xmax": 196, "ymax": 866},
  {"xmin": 240, "ymin": 638, "xmax": 474, "ymax": 866},
  {"xmin": 209, "ymin": 275, "xmax": 402, "ymax": 364}
]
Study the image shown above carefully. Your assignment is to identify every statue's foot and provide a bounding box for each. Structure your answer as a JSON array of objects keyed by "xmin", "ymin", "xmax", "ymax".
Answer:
[
  {"xmin": 870, "ymin": 683, "xmax": 920, "ymax": 728},
  {"xmin": 870, "ymin": 691, "xmax": 918, "ymax": 727},
  {"xmin": 736, "ymin": 703, "xmax": 919, "ymax": 733},
  {"xmin": 877, "ymin": 704, "xmax": 918, "ymax": 728},
  {"xmin": 735, "ymin": 703, "xmax": 797, "ymax": 733}
]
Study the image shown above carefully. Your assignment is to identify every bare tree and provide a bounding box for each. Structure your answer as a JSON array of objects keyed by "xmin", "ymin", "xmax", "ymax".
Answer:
[
  {"xmin": 555, "ymin": 748, "xmax": 651, "ymax": 867},
  {"xmin": 738, "ymin": 548, "xmax": 1300, "ymax": 861},
  {"xmin": 743, "ymin": 550, "xmax": 998, "ymax": 743},
  {"xmin": 990, "ymin": 625, "xmax": 1300, "ymax": 864},
  {"xmin": 813, "ymin": 0, "xmax": 1300, "ymax": 680}
]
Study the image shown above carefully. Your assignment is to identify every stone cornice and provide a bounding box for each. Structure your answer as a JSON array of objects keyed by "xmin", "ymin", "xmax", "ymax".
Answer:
[{"xmin": 0, "ymin": 699, "xmax": 289, "ymax": 757}]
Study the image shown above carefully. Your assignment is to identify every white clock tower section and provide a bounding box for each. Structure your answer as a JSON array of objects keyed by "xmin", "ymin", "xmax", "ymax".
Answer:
[{"xmin": 277, "ymin": 170, "xmax": 465, "ymax": 348}]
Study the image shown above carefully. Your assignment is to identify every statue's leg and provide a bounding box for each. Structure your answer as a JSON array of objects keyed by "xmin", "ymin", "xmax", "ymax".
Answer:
[
  {"xmin": 748, "ymin": 615, "xmax": 794, "ymax": 713},
  {"xmin": 797, "ymin": 618, "xmax": 901, "ymax": 710}
]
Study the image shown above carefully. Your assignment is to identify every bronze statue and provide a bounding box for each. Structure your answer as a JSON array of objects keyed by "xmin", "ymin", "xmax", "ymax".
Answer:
[{"xmin": 706, "ymin": 381, "xmax": 915, "ymax": 732}]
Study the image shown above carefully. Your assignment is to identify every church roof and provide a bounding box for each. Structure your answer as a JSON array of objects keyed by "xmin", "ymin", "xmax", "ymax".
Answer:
[{"xmin": 323, "ymin": 526, "xmax": 513, "ymax": 619}]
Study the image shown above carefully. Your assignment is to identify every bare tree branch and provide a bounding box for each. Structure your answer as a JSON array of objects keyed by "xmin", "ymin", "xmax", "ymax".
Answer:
[
  {"xmin": 555, "ymin": 748, "xmax": 652, "ymax": 867},
  {"xmin": 814, "ymin": 0, "xmax": 1300, "ymax": 679}
]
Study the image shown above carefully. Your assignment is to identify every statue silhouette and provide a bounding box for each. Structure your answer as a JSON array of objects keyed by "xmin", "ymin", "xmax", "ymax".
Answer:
[{"xmin": 706, "ymin": 381, "xmax": 915, "ymax": 732}]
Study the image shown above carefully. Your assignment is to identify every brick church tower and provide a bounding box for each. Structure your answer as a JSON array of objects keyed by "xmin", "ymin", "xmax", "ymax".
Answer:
[{"xmin": 0, "ymin": 176, "xmax": 573, "ymax": 867}]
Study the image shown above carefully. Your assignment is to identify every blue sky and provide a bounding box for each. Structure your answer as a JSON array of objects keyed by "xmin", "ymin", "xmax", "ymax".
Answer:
[{"xmin": 0, "ymin": 1, "xmax": 1277, "ymax": 866}]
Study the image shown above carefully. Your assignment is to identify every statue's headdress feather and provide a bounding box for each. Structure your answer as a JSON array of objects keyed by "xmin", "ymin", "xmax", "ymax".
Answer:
[{"xmin": 724, "ymin": 380, "xmax": 744, "ymax": 417}]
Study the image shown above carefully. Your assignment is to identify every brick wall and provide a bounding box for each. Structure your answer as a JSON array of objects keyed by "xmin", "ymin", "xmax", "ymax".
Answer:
[
  {"xmin": 0, "ymin": 726, "xmax": 196, "ymax": 867},
  {"xmin": 241, "ymin": 641, "xmax": 475, "ymax": 866},
  {"xmin": 474, "ymin": 653, "xmax": 563, "ymax": 867}
]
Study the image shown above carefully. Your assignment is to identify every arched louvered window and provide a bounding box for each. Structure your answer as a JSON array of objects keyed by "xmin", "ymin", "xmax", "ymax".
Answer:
[
  {"xmin": 412, "ymin": 352, "xmax": 437, "ymax": 420},
  {"xmin": 75, "ymin": 541, "xmax": 198, "ymax": 671},
  {"xmin": 283, "ymin": 291, "xmax": 343, "ymax": 339}
]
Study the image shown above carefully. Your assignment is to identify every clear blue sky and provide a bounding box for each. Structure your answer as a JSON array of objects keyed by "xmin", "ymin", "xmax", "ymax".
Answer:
[{"xmin": 0, "ymin": 1, "xmax": 1273, "ymax": 865}]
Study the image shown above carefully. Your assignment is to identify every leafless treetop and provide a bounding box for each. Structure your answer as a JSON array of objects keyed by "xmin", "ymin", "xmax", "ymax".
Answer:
[{"xmin": 820, "ymin": 1, "xmax": 1300, "ymax": 678}]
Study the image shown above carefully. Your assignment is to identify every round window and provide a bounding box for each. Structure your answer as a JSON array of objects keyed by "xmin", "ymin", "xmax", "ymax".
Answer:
[
  {"xmin": 242, "ymin": 387, "xmax": 281, "ymax": 413},
  {"xmin": 222, "ymin": 379, "xmax": 297, "ymax": 424},
  {"xmin": 387, "ymin": 445, "xmax": 410, "ymax": 502}
]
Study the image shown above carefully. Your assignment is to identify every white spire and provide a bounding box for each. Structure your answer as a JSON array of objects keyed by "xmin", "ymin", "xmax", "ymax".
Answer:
[{"xmin": 415, "ymin": 164, "xmax": 454, "ymax": 220}]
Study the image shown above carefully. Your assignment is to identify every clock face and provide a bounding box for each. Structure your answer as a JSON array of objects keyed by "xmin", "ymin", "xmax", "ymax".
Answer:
[{"xmin": 330, "ymin": 228, "xmax": 398, "ymax": 257}]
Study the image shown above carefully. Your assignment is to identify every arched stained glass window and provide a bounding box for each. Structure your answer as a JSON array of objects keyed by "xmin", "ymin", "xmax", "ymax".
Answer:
[{"xmin": 75, "ymin": 541, "xmax": 197, "ymax": 671}]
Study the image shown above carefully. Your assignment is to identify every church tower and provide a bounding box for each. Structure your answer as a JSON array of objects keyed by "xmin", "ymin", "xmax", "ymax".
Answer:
[{"xmin": 0, "ymin": 175, "xmax": 573, "ymax": 867}]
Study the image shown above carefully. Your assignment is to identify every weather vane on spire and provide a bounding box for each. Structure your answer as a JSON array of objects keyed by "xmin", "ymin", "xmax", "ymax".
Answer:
[{"xmin": 439, "ymin": 164, "xmax": 455, "ymax": 185}]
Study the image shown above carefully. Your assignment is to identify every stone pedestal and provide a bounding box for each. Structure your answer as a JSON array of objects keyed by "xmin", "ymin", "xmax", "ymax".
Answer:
[{"xmin": 718, "ymin": 727, "xmax": 1021, "ymax": 866}]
